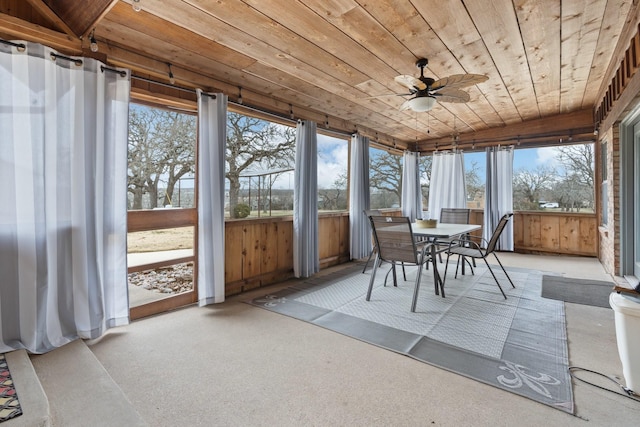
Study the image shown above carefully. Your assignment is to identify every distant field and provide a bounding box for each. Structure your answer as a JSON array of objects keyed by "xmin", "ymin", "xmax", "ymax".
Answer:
[{"xmin": 127, "ymin": 227, "xmax": 194, "ymax": 253}]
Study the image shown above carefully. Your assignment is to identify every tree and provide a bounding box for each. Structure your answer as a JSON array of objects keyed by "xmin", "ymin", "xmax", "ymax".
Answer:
[
  {"xmin": 226, "ymin": 112, "xmax": 295, "ymax": 217},
  {"xmin": 370, "ymin": 151, "xmax": 403, "ymax": 208},
  {"xmin": 513, "ymin": 165, "xmax": 557, "ymax": 210},
  {"xmin": 370, "ymin": 151, "xmax": 432, "ymax": 209},
  {"xmin": 554, "ymin": 144, "xmax": 595, "ymax": 210},
  {"xmin": 465, "ymin": 160, "xmax": 484, "ymax": 204},
  {"xmin": 154, "ymin": 112, "xmax": 196, "ymax": 207},
  {"xmin": 127, "ymin": 107, "xmax": 164, "ymax": 209},
  {"xmin": 319, "ymin": 172, "xmax": 347, "ymax": 211},
  {"xmin": 419, "ymin": 155, "xmax": 432, "ymax": 207},
  {"xmin": 127, "ymin": 106, "xmax": 196, "ymax": 209}
]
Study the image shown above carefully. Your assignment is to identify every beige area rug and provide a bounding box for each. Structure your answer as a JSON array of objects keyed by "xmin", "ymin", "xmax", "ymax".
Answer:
[{"xmin": 246, "ymin": 262, "xmax": 574, "ymax": 414}]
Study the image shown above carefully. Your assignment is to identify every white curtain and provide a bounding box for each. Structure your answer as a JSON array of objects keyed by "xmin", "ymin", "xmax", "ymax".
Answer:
[
  {"xmin": 349, "ymin": 134, "xmax": 371, "ymax": 259},
  {"xmin": 401, "ymin": 151, "xmax": 423, "ymax": 221},
  {"xmin": 293, "ymin": 120, "xmax": 319, "ymax": 278},
  {"xmin": 484, "ymin": 146, "xmax": 514, "ymax": 250},
  {"xmin": 197, "ymin": 90, "xmax": 227, "ymax": 305},
  {"xmin": 428, "ymin": 151, "xmax": 467, "ymax": 221},
  {"xmin": 0, "ymin": 42, "xmax": 130, "ymax": 353}
]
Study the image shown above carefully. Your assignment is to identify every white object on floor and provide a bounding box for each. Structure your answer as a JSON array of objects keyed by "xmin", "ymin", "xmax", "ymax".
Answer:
[{"xmin": 609, "ymin": 292, "xmax": 640, "ymax": 392}]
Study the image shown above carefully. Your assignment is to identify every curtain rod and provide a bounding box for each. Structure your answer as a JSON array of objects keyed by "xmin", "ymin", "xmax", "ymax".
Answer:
[
  {"xmin": 100, "ymin": 65, "xmax": 127, "ymax": 77},
  {"xmin": 50, "ymin": 52, "xmax": 83, "ymax": 66},
  {"xmin": 0, "ymin": 39, "xmax": 26, "ymax": 51}
]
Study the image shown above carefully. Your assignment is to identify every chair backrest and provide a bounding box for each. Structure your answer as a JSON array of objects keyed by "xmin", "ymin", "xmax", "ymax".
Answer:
[
  {"xmin": 485, "ymin": 213, "xmax": 514, "ymax": 255},
  {"xmin": 369, "ymin": 216, "xmax": 419, "ymax": 264},
  {"xmin": 440, "ymin": 208, "xmax": 470, "ymax": 224},
  {"xmin": 363, "ymin": 209, "xmax": 382, "ymax": 219}
]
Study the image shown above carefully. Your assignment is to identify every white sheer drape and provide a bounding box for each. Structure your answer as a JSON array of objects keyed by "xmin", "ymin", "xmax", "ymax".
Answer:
[
  {"xmin": 428, "ymin": 151, "xmax": 467, "ymax": 221},
  {"xmin": 293, "ymin": 120, "xmax": 319, "ymax": 277},
  {"xmin": 484, "ymin": 146, "xmax": 514, "ymax": 250},
  {"xmin": 0, "ymin": 42, "xmax": 130, "ymax": 353},
  {"xmin": 401, "ymin": 151, "xmax": 423, "ymax": 221},
  {"xmin": 349, "ymin": 134, "xmax": 371, "ymax": 259},
  {"xmin": 197, "ymin": 90, "xmax": 227, "ymax": 305}
]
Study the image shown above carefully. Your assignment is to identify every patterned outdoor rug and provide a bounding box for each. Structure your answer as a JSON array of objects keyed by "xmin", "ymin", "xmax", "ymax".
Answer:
[
  {"xmin": 246, "ymin": 262, "xmax": 574, "ymax": 414},
  {"xmin": 0, "ymin": 354, "xmax": 22, "ymax": 423}
]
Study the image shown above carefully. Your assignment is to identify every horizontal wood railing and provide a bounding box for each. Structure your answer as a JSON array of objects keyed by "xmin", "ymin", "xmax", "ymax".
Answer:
[
  {"xmin": 469, "ymin": 210, "xmax": 598, "ymax": 256},
  {"xmin": 129, "ymin": 209, "xmax": 596, "ymax": 301}
]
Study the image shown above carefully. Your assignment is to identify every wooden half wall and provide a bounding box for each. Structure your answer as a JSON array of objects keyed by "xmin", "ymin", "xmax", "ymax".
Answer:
[
  {"xmin": 469, "ymin": 210, "xmax": 598, "ymax": 256},
  {"xmin": 224, "ymin": 213, "xmax": 350, "ymax": 295},
  {"xmin": 225, "ymin": 210, "xmax": 597, "ymax": 298}
]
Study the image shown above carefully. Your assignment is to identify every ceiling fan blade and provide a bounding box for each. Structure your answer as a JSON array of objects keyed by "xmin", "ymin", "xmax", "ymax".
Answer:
[
  {"xmin": 394, "ymin": 75, "xmax": 427, "ymax": 91},
  {"xmin": 432, "ymin": 74, "xmax": 488, "ymax": 90},
  {"xmin": 360, "ymin": 92, "xmax": 413, "ymax": 99},
  {"xmin": 433, "ymin": 89, "xmax": 470, "ymax": 103}
]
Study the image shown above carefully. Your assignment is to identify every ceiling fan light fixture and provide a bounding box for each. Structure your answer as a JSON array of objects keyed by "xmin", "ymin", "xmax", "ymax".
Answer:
[{"xmin": 408, "ymin": 96, "xmax": 436, "ymax": 112}]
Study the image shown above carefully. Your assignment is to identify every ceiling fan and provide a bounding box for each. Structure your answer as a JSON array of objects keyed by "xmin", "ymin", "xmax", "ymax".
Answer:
[{"xmin": 393, "ymin": 58, "xmax": 488, "ymax": 112}]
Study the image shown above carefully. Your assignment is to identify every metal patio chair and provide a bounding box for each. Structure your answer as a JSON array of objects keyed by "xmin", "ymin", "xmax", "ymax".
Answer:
[
  {"xmin": 437, "ymin": 207, "xmax": 475, "ymax": 271},
  {"xmin": 442, "ymin": 213, "xmax": 516, "ymax": 299},
  {"xmin": 366, "ymin": 215, "xmax": 434, "ymax": 312}
]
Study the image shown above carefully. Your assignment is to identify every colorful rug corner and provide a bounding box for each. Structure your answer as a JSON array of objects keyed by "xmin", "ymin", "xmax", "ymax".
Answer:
[{"xmin": 0, "ymin": 354, "xmax": 23, "ymax": 423}]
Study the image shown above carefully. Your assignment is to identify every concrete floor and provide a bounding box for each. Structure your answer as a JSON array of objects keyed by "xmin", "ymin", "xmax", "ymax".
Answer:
[{"xmin": 20, "ymin": 253, "xmax": 640, "ymax": 426}]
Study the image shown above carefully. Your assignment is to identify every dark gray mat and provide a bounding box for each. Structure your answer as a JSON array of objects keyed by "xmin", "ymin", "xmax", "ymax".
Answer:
[
  {"xmin": 246, "ymin": 263, "xmax": 574, "ymax": 414},
  {"xmin": 541, "ymin": 275, "xmax": 614, "ymax": 308}
]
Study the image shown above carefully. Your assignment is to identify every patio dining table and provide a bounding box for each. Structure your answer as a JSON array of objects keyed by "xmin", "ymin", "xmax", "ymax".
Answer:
[{"xmin": 411, "ymin": 222, "xmax": 482, "ymax": 298}]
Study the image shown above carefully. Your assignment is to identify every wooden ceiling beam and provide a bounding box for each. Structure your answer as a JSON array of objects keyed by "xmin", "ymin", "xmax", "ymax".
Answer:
[
  {"xmin": 78, "ymin": 0, "xmax": 119, "ymax": 39},
  {"xmin": 416, "ymin": 109, "xmax": 595, "ymax": 152},
  {"xmin": 30, "ymin": 0, "xmax": 119, "ymax": 39},
  {"xmin": 0, "ymin": 12, "xmax": 81, "ymax": 54},
  {"xmin": 23, "ymin": 0, "xmax": 76, "ymax": 37}
]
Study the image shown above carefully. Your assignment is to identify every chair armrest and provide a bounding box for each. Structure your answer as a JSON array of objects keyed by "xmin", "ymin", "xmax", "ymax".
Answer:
[
  {"xmin": 418, "ymin": 241, "xmax": 434, "ymax": 260},
  {"xmin": 447, "ymin": 238, "xmax": 482, "ymax": 251}
]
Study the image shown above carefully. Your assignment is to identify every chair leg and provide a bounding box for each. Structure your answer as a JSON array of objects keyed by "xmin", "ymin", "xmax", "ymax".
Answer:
[
  {"xmin": 366, "ymin": 253, "xmax": 381, "ymax": 301},
  {"xmin": 442, "ymin": 251, "xmax": 451, "ymax": 288},
  {"xmin": 362, "ymin": 246, "xmax": 375, "ymax": 273},
  {"xmin": 391, "ymin": 262, "xmax": 399, "ymax": 287},
  {"xmin": 482, "ymin": 257, "xmax": 507, "ymax": 299},
  {"xmin": 463, "ymin": 256, "xmax": 475, "ymax": 275},
  {"xmin": 411, "ymin": 261, "xmax": 425, "ymax": 312},
  {"xmin": 402, "ymin": 262, "xmax": 407, "ymax": 281},
  {"xmin": 493, "ymin": 253, "xmax": 516, "ymax": 288}
]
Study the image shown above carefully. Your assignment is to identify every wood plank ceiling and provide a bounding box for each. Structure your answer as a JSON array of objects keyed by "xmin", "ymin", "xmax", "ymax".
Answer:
[{"xmin": 1, "ymin": 0, "xmax": 638, "ymax": 152}]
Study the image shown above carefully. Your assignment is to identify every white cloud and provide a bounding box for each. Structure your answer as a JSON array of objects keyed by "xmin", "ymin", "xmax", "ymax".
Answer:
[
  {"xmin": 318, "ymin": 136, "xmax": 348, "ymax": 189},
  {"xmin": 535, "ymin": 147, "xmax": 559, "ymax": 167}
]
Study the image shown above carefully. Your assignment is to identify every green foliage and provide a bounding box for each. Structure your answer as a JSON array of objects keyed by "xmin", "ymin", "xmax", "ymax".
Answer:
[{"xmin": 233, "ymin": 203, "xmax": 251, "ymax": 218}]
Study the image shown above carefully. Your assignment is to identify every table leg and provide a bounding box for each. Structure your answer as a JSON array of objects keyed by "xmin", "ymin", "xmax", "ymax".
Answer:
[{"xmin": 431, "ymin": 245, "xmax": 445, "ymax": 298}]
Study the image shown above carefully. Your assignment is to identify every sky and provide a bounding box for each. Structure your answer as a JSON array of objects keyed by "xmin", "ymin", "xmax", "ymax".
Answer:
[
  {"xmin": 273, "ymin": 137, "xmax": 565, "ymax": 190},
  {"xmin": 465, "ymin": 146, "xmax": 562, "ymax": 184},
  {"xmin": 271, "ymin": 133, "xmax": 349, "ymax": 189}
]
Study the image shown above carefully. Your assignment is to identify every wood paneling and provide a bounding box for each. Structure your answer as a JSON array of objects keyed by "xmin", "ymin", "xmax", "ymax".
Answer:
[
  {"xmin": 223, "ymin": 214, "xmax": 349, "ymax": 295},
  {"xmin": 512, "ymin": 211, "xmax": 598, "ymax": 256},
  {"xmin": 2, "ymin": 0, "xmax": 633, "ymax": 150},
  {"xmin": 222, "ymin": 211, "xmax": 597, "ymax": 298}
]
